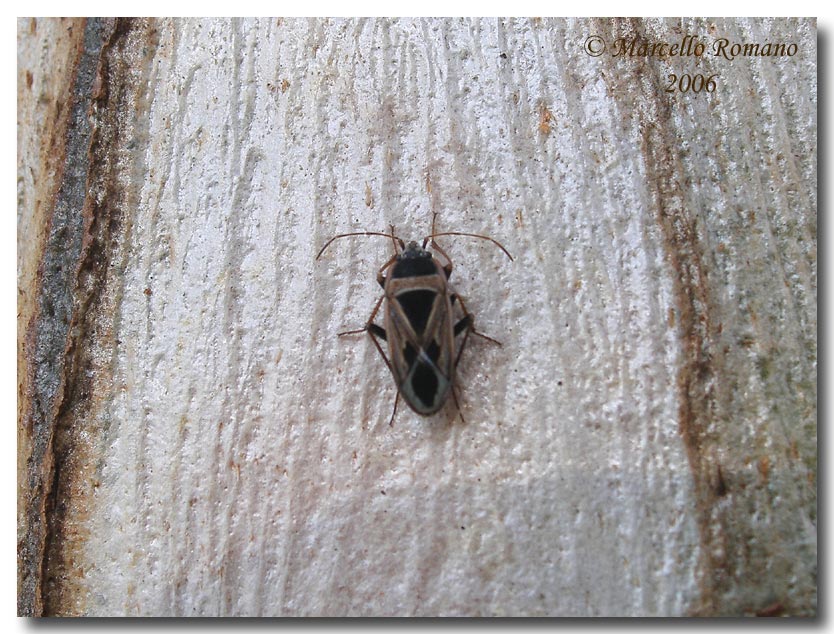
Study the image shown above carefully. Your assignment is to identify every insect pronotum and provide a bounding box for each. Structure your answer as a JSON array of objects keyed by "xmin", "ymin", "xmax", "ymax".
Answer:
[{"xmin": 317, "ymin": 214, "xmax": 513, "ymax": 425}]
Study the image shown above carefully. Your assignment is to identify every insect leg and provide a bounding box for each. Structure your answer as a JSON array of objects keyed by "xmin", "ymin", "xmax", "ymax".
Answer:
[
  {"xmin": 451, "ymin": 384, "xmax": 466, "ymax": 425},
  {"xmin": 367, "ymin": 325, "xmax": 401, "ymax": 427},
  {"xmin": 453, "ymin": 313, "xmax": 470, "ymax": 336},
  {"xmin": 376, "ymin": 252, "xmax": 398, "ymax": 289},
  {"xmin": 337, "ymin": 296, "xmax": 400, "ymax": 426},
  {"xmin": 453, "ymin": 317, "xmax": 473, "ymax": 369},
  {"xmin": 388, "ymin": 391, "xmax": 400, "ymax": 427},
  {"xmin": 338, "ymin": 293, "xmax": 386, "ymax": 337},
  {"xmin": 453, "ymin": 294, "xmax": 503, "ymax": 346},
  {"xmin": 366, "ymin": 321, "xmax": 394, "ymax": 375}
]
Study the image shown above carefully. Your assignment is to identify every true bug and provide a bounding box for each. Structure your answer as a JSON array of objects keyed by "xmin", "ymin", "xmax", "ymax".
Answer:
[{"xmin": 316, "ymin": 215, "xmax": 513, "ymax": 425}]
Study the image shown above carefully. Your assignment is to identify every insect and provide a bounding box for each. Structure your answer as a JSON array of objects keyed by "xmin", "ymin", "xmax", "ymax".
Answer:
[{"xmin": 316, "ymin": 215, "xmax": 513, "ymax": 425}]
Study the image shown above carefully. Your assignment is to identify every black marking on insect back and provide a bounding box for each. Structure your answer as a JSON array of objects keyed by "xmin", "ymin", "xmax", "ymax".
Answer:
[
  {"xmin": 404, "ymin": 341, "xmax": 418, "ymax": 367},
  {"xmin": 397, "ymin": 290, "xmax": 435, "ymax": 335},
  {"xmin": 411, "ymin": 361, "xmax": 439, "ymax": 408},
  {"xmin": 426, "ymin": 339, "xmax": 441, "ymax": 363},
  {"xmin": 391, "ymin": 256, "xmax": 436, "ymax": 279}
]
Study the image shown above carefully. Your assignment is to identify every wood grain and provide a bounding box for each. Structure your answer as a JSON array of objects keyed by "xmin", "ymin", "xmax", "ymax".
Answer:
[{"xmin": 18, "ymin": 17, "xmax": 816, "ymax": 616}]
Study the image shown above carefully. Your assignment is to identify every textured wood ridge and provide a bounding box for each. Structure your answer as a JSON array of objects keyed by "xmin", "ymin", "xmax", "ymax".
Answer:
[{"xmin": 18, "ymin": 17, "xmax": 816, "ymax": 616}]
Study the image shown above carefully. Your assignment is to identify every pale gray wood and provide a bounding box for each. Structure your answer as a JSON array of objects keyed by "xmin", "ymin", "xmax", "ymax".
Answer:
[{"xmin": 19, "ymin": 17, "xmax": 816, "ymax": 616}]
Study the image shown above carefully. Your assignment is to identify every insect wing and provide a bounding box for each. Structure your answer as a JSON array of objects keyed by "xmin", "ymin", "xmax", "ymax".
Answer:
[{"xmin": 386, "ymin": 282, "xmax": 455, "ymax": 415}]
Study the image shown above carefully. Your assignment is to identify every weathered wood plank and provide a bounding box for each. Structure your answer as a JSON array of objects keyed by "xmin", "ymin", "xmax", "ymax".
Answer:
[{"xmin": 18, "ymin": 17, "xmax": 816, "ymax": 616}]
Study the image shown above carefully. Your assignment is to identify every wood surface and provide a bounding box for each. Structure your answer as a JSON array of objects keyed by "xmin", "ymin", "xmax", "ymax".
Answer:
[{"xmin": 18, "ymin": 17, "xmax": 816, "ymax": 616}]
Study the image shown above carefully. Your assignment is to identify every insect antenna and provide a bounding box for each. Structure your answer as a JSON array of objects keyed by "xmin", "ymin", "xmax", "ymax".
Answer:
[
  {"xmin": 316, "ymin": 231, "xmax": 403, "ymax": 260},
  {"xmin": 425, "ymin": 232, "xmax": 514, "ymax": 261}
]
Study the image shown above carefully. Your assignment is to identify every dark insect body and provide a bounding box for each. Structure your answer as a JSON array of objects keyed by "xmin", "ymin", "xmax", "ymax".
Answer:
[{"xmin": 317, "ymin": 218, "xmax": 512, "ymax": 425}]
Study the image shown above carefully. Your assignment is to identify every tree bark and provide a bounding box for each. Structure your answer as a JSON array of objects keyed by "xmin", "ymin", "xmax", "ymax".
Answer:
[{"xmin": 18, "ymin": 17, "xmax": 816, "ymax": 616}]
